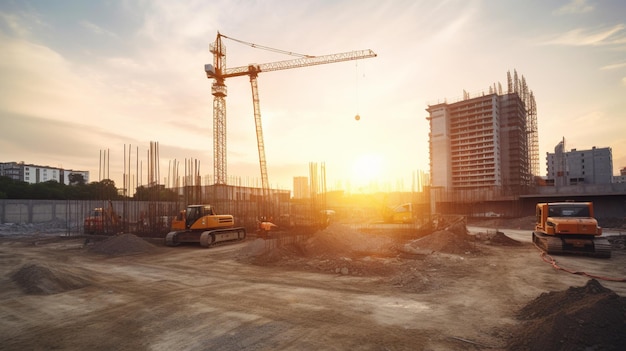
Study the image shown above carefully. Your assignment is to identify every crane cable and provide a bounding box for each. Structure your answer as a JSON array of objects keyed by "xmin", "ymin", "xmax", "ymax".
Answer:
[
  {"xmin": 535, "ymin": 245, "xmax": 626, "ymax": 282},
  {"xmin": 219, "ymin": 33, "xmax": 315, "ymax": 58}
]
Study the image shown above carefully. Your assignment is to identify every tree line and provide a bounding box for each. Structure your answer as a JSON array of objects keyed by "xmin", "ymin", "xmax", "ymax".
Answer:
[{"xmin": 0, "ymin": 176, "xmax": 178, "ymax": 201}]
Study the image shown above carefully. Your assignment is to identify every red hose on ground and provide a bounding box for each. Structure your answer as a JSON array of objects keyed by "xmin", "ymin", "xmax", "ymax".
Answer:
[{"xmin": 536, "ymin": 246, "xmax": 626, "ymax": 282}]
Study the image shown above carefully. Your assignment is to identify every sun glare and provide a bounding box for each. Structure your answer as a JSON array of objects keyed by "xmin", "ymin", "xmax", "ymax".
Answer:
[{"xmin": 352, "ymin": 153, "xmax": 383, "ymax": 184}]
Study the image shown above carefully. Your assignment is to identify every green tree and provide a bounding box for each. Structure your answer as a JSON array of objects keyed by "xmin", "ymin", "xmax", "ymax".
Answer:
[
  {"xmin": 87, "ymin": 179, "xmax": 120, "ymax": 200},
  {"xmin": 0, "ymin": 176, "xmax": 31, "ymax": 199},
  {"xmin": 68, "ymin": 173, "xmax": 87, "ymax": 186},
  {"xmin": 134, "ymin": 184, "xmax": 179, "ymax": 201},
  {"xmin": 31, "ymin": 180, "xmax": 66, "ymax": 199}
]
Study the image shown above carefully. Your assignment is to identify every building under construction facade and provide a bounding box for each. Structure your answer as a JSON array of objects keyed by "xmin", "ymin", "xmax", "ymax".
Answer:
[{"xmin": 426, "ymin": 70, "xmax": 538, "ymax": 196}]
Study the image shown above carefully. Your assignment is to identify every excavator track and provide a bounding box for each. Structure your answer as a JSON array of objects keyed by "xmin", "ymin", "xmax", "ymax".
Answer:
[
  {"xmin": 166, "ymin": 228, "xmax": 246, "ymax": 248},
  {"xmin": 533, "ymin": 231, "xmax": 611, "ymax": 258},
  {"xmin": 165, "ymin": 231, "xmax": 180, "ymax": 246},
  {"xmin": 590, "ymin": 238, "xmax": 612, "ymax": 258},
  {"xmin": 532, "ymin": 231, "xmax": 559, "ymax": 254}
]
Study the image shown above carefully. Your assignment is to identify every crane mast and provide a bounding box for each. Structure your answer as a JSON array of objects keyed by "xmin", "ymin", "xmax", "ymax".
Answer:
[
  {"xmin": 209, "ymin": 34, "xmax": 228, "ymax": 185},
  {"xmin": 205, "ymin": 32, "xmax": 376, "ymax": 214}
]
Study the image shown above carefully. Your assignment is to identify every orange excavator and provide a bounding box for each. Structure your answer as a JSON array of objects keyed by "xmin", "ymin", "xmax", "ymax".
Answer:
[
  {"xmin": 165, "ymin": 204, "xmax": 246, "ymax": 248},
  {"xmin": 532, "ymin": 202, "xmax": 611, "ymax": 258}
]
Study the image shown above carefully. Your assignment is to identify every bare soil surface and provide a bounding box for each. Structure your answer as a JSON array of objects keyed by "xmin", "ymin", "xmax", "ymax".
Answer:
[{"xmin": 1, "ymin": 219, "xmax": 625, "ymax": 351}]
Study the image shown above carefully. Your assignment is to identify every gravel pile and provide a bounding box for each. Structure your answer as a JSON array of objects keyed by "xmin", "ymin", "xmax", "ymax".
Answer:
[
  {"xmin": 10, "ymin": 262, "xmax": 89, "ymax": 295},
  {"xmin": 89, "ymin": 233, "xmax": 157, "ymax": 256}
]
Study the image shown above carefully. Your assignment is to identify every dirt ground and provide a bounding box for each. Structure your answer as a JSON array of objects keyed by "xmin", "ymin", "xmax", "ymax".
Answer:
[{"xmin": 0, "ymin": 219, "xmax": 625, "ymax": 351}]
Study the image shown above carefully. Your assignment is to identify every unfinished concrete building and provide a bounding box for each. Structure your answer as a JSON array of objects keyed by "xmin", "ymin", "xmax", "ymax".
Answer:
[{"xmin": 426, "ymin": 70, "xmax": 538, "ymax": 195}]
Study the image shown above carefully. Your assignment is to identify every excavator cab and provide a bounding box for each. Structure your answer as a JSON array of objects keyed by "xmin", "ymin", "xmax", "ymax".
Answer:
[{"xmin": 185, "ymin": 205, "xmax": 214, "ymax": 229}]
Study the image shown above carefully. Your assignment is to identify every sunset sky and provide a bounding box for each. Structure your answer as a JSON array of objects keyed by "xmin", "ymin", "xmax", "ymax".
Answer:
[{"xmin": 1, "ymin": 0, "xmax": 625, "ymax": 193}]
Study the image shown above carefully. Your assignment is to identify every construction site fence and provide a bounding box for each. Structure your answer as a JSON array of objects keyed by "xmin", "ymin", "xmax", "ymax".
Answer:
[{"xmin": 0, "ymin": 199, "xmax": 330, "ymax": 238}]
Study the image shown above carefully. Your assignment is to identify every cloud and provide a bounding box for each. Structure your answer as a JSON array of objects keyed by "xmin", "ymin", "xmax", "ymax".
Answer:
[
  {"xmin": 541, "ymin": 24, "xmax": 625, "ymax": 46},
  {"xmin": 554, "ymin": 0, "xmax": 594, "ymax": 15},
  {"xmin": 0, "ymin": 112, "xmax": 127, "ymax": 169},
  {"xmin": 0, "ymin": 11, "xmax": 44, "ymax": 38},
  {"xmin": 80, "ymin": 20, "xmax": 117, "ymax": 37},
  {"xmin": 601, "ymin": 62, "xmax": 626, "ymax": 70}
]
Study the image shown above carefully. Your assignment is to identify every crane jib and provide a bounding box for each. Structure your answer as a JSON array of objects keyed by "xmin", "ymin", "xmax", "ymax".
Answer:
[{"xmin": 219, "ymin": 50, "xmax": 377, "ymax": 78}]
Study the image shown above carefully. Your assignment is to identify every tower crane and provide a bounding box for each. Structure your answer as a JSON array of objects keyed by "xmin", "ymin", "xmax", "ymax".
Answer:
[{"xmin": 204, "ymin": 32, "xmax": 376, "ymax": 213}]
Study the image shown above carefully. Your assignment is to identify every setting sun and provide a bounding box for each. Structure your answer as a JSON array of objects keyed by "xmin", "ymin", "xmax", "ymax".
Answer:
[{"xmin": 351, "ymin": 153, "xmax": 384, "ymax": 185}]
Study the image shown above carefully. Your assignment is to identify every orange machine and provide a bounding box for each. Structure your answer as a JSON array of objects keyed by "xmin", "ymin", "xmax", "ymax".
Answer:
[
  {"xmin": 165, "ymin": 205, "xmax": 246, "ymax": 248},
  {"xmin": 532, "ymin": 202, "xmax": 611, "ymax": 258},
  {"xmin": 84, "ymin": 200, "xmax": 122, "ymax": 235}
]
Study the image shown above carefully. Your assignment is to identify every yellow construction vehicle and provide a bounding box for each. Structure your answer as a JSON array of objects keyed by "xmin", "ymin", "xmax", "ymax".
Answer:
[
  {"xmin": 84, "ymin": 200, "xmax": 123, "ymax": 235},
  {"xmin": 383, "ymin": 203, "xmax": 416, "ymax": 224},
  {"xmin": 165, "ymin": 205, "xmax": 246, "ymax": 248},
  {"xmin": 532, "ymin": 202, "xmax": 611, "ymax": 258}
]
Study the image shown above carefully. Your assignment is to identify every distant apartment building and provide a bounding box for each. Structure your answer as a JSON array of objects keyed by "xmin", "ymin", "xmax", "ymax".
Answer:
[
  {"xmin": 546, "ymin": 139, "xmax": 613, "ymax": 186},
  {"xmin": 292, "ymin": 176, "xmax": 309, "ymax": 199},
  {"xmin": 426, "ymin": 71, "xmax": 537, "ymax": 193},
  {"xmin": 0, "ymin": 162, "xmax": 90, "ymax": 185},
  {"xmin": 614, "ymin": 167, "xmax": 626, "ymax": 183}
]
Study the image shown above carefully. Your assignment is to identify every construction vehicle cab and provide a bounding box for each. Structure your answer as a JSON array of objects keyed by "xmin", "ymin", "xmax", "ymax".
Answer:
[{"xmin": 532, "ymin": 202, "xmax": 611, "ymax": 258}]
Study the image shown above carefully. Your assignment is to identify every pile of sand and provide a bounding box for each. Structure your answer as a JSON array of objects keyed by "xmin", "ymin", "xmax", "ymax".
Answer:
[
  {"xmin": 89, "ymin": 233, "xmax": 157, "ymax": 256},
  {"xmin": 247, "ymin": 222, "xmax": 480, "ymax": 262},
  {"xmin": 487, "ymin": 231, "xmax": 522, "ymax": 246},
  {"xmin": 507, "ymin": 279, "xmax": 626, "ymax": 350},
  {"xmin": 302, "ymin": 223, "xmax": 396, "ymax": 258},
  {"xmin": 10, "ymin": 263, "xmax": 89, "ymax": 295},
  {"xmin": 242, "ymin": 224, "xmax": 400, "ymax": 275},
  {"xmin": 474, "ymin": 230, "xmax": 523, "ymax": 246},
  {"xmin": 402, "ymin": 221, "xmax": 478, "ymax": 255}
]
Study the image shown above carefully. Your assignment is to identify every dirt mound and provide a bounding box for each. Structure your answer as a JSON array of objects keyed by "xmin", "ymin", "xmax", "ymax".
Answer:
[
  {"xmin": 402, "ymin": 221, "xmax": 478, "ymax": 255},
  {"xmin": 303, "ymin": 223, "xmax": 396, "ymax": 258},
  {"xmin": 89, "ymin": 233, "xmax": 157, "ymax": 256},
  {"xmin": 507, "ymin": 279, "xmax": 626, "ymax": 350},
  {"xmin": 487, "ymin": 231, "xmax": 523, "ymax": 246},
  {"xmin": 10, "ymin": 263, "xmax": 89, "ymax": 295},
  {"xmin": 243, "ymin": 224, "xmax": 401, "ymax": 276},
  {"xmin": 241, "ymin": 223, "xmax": 397, "ymax": 261}
]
